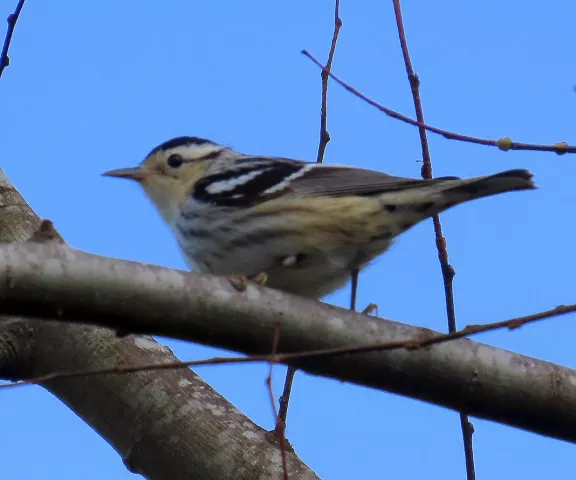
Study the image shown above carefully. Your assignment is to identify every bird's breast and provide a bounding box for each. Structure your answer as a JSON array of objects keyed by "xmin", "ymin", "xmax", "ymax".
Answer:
[{"xmin": 172, "ymin": 207, "xmax": 238, "ymax": 274}]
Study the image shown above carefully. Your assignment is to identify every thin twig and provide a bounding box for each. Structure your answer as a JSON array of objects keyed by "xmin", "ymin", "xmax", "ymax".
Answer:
[
  {"xmin": 278, "ymin": 0, "xmax": 343, "ymax": 434},
  {"xmin": 2, "ymin": 304, "xmax": 573, "ymax": 390},
  {"xmin": 277, "ymin": 368, "xmax": 296, "ymax": 429},
  {"xmin": 266, "ymin": 323, "xmax": 288, "ymax": 479},
  {"xmin": 0, "ymin": 0, "xmax": 26, "ymax": 80},
  {"xmin": 316, "ymin": 0, "xmax": 342, "ymax": 163},
  {"xmin": 350, "ymin": 268, "xmax": 359, "ymax": 311},
  {"xmin": 391, "ymin": 2, "xmax": 475, "ymax": 477},
  {"xmin": 302, "ymin": 50, "xmax": 575, "ymax": 155}
]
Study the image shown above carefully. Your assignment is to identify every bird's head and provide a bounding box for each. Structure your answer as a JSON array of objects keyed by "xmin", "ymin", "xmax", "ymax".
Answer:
[{"xmin": 103, "ymin": 136, "xmax": 231, "ymax": 223}]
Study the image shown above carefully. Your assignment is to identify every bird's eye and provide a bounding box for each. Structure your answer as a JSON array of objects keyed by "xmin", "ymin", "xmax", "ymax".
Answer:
[{"xmin": 167, "ymin": 154, "xmax": 184, "ymax": 168}]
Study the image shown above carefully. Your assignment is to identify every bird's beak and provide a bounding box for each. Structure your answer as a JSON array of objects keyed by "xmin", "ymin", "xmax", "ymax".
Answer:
[{"xmin": 101, "ymin": 167, "xmax": 149, "ymax": 182}]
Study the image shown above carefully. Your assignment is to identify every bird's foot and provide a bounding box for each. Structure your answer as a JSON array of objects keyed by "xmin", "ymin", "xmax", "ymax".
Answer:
[
  {"xmin": 228, "ymin": 272, "xmax": 268, "ymax": 292},
  {"xmin": 362, "ymin": 303, "xmax": 379, "ymax": 316},
  {"xmin": 228, "ymin": 275, "xmax": 249, "ymax": 292},
  {"xmin": 250, "ymin": 271, "xmax": 268, "ymax": 286}
]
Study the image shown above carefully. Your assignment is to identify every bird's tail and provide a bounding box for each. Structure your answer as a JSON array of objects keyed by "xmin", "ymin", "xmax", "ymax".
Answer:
[
  {"xmin": 439, "ymin": 169, "xmax": 535, "ymax": 201},
  {"xmin": 376, "ymin": 169, "xmax": 535, "ymax": 234}
]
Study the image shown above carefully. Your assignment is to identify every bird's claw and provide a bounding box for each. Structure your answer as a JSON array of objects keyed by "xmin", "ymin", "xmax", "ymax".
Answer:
[
  {"xmin": 362, "ymin": 303, "xmax": 378, "ymax": 316},
  {"xmin": 251, "ymin": 272, "xmax": 268, "ymax": 286},
  {"xmin": 228, "ymin": 275, "xmax": 249, "ymax": 292},
  {"xmin": 228, "ymin": 272, "xmax": 268, "ymax": 292}
]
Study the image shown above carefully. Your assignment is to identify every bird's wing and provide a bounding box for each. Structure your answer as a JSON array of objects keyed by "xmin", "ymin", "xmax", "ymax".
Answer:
[
  {"xmin": 285, "ymin": 161, "xmax": 459, "ymax": 197},
  {"xmin": 192, "ymin": 156, "xmax": 458, "ymax": 207}
]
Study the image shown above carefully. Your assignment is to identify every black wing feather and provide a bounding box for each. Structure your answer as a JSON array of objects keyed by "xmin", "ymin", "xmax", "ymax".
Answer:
[
  {"xmin": 192, "ymin": 156, "xmax": 461, "ymax": 207},
  {"xmin": 192, "ymin": 159, "xmax": 303, "ymax": 206}
]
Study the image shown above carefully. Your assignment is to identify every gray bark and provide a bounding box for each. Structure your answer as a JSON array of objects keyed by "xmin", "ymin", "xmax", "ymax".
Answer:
[
  {"xmin": 1, "ymin": 237, "xmax": 575, "ymax": 444},
  {"xmin": 0, "ymin": 169, "xmax": 319, "ymax": 480}
]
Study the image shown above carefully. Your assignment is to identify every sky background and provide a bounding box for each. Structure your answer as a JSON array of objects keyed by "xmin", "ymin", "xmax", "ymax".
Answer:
[{"xmin": 1, "ymin": 1, "xmax": 576, "ymax": 478}]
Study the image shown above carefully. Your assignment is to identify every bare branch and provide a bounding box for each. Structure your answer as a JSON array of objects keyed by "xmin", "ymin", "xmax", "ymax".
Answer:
[
  {"xmin": 0, "ymin": 0, "xmax": 27, "ymax": 80},
  {"xmin": 266, "ymin": 323, "xmax": 289, "ymax": 480},
  {"xmin": 316, "ymin": 0, "xmax": 342, "ymax": 164},
  {"xmin": 1, "ymin": 241, "xmax": 576, "ymax": 442},
  {"xmin": 277, "ymin": 366, "xmax": 296, "ymax": 429},
  {"xmin": 391, "ymin": 1, "xmax": 475, "ymax": 477},
  {"xmin": 0, "ymin": 170, "xmax": 318, "ymax": 480},
  {"xmin": 1, "ymin": 303, "xmax": 573, "ymax": 389},
  {"xmin": 302, "ymin": 50, "xmax": 575, "ymax": 155},
  {"xmin": 279, "ymin": 0, "xmax": 343, "ymax": 434}
]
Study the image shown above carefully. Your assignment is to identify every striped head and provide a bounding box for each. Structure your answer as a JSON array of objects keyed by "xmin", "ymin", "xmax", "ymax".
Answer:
[{"xmin": 102, "ymin": 136, "xmax": 234, "ymax": 224}]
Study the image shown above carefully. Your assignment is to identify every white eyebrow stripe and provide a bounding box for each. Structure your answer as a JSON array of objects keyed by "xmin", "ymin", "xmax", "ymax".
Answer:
[{"xmin": 167, "ymin": 144, "xmax": 225, "ymax": 160}]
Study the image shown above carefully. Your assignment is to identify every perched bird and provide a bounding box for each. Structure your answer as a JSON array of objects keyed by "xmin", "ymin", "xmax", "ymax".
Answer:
[{"xmin": 103, "ymin": 136, "xmax": 535, "ymax": 299}]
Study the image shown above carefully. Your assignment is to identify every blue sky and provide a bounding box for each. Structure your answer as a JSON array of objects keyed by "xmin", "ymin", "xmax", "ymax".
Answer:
[{"xmin": 2, "ymin": 1, "xmax": 576, "ymax": 478}]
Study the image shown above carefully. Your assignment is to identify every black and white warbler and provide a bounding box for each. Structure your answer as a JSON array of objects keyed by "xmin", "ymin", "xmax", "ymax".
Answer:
[{"xmin": 103, "ymin": 136, "xmax": 535, "ymax": 298}]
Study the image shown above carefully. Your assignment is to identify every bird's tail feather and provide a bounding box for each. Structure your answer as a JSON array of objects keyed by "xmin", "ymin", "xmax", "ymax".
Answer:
[
  {"xmin": 442, "ymin": 169, "xmax": 535, "ymax": 200},
  {"xmin": 377, "ymin": 169, "xmax": 535, "ymax": 235}
]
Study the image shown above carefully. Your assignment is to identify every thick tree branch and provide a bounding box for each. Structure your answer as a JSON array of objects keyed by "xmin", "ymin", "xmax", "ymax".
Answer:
[
  {"xmin": 0, "ymin": 317, "xmax": 32, "ymax": 380},
  {"xmin": 0, "ymin": 241, "xmax": 575, "ymax": 443},
  {"xmin": 0, "ymin": 169, "xmax": 318, "ymax": 480}
]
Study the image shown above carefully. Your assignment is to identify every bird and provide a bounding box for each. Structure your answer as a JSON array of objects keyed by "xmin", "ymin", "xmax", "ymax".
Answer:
[{"xmin": 103, "ymin": 136, "xmax": 535, "ymax": 299}]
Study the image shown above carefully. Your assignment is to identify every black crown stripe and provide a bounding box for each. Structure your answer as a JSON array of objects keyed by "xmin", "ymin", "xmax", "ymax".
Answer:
[{"xmin": 148, "ymin": 136, "xmax": 216, "ymax": 157}]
